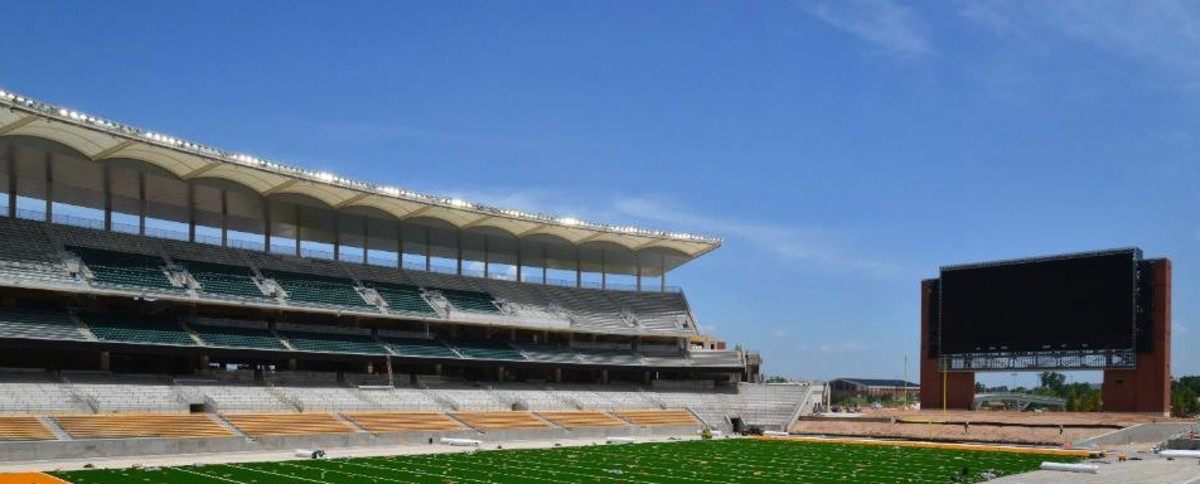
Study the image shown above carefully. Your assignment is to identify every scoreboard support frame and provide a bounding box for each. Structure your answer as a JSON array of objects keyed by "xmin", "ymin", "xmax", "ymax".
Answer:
[{"xmin": 919, "ymin": 259, "xmax": 1170, "ymax": 415}]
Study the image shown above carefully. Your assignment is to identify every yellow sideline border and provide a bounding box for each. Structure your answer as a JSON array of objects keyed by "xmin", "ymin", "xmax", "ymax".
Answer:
[{"xmin": 751, "ymin": 436, "xmax": 1101, "ymax": 458}]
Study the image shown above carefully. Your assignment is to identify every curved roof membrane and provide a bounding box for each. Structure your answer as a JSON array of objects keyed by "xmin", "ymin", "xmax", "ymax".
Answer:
[{"xmin": 0, "ymin": 88, "xmax": 721, "ymax": 262}]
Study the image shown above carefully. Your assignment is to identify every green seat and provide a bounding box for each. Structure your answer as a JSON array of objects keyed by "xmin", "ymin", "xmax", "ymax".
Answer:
[
  {"xmin": 444, "ymin": 339, "xmax": 526, "ymax": 361},
  {"xmin": 371, "ymin": 283, "xmax": 437, "ymax": 315},
  {"xmin": 0, "ymin": 307, "xmax": 83, "ymax": 341},
  {"xmin": 266, "ymin": 271, "xmax": 373, "ymax": 309},
  {"xmin": 382, "ymin": 337, "xmax": 459, "ymax": 358},
  {"xmin": 71, "ymin": 247, "xmax": 178, "ymax": 291},
  {"xmin": 83, "ymin": 314, "xmax": 195, "ymax": 346},
  {"xmin": 280, "ymin": 330, "xmax": 388, "ymax": 354},
  {"xmin": 519, "ymin": 344, "xmax": 580, "ymax": 364},
  {"xmin": 193, "ymin": 325, "xmax": 286, "ymax": 350},
  {"xmin": 438, "ymin": 288, "xmax": 500, "ymax": 314},
  {"xmin": 181, "ymin": 260, "xmax": 269, "ymax": 299}
]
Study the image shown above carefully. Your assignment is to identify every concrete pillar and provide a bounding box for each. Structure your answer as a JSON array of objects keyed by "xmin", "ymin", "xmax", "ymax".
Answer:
[
  {"xmin": 99, "ymin": 351, "xmax": 110, "ymax": 372},
  {"xmin": 219, "ymin": 189, "xmax": 228, "ymax": 247},
  {"xmin": 434, "ymin": 364, "xmax": 443, "ymax": 377},
  {"xmin": 288, "ymin": 358, "xmax": 298, "ymax": 371},
  {"xmin": 43, "ymin": 153, "xmax": 52, "ymax": 221},
  {"xmin": 554, "ymin": 368, "xmax": 563, "ymax": 383},
  {"xmin": 600, "ymin": 369, "xmax": 609, "ymax": 384},
  {"xmin": 497, "ymin": 366, "xmax": 505, "ymax": 382},
  {"xmin": 137, "ymin": 171, "xmax": 146, "ymax": 235},
  {"xmin": 5, "ymin": 143, "xmax": 15, "ymax": 218}
]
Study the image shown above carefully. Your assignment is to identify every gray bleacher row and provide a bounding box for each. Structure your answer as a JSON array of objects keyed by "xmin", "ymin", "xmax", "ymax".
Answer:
[
  {"xmin": 0, "ymin": 370, "xmax": 819, "ymax": 429},
  {"xmin": 0, "ymin": 307, "xmax": 737, "ymax": 367},
  {"xmin": 0, "ymin": 216, "xmax": 697, "ymax": 335}
]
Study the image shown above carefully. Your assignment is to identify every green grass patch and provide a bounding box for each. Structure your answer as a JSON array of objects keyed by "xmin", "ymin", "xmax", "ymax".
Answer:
[{"xmin": 52, "ymin": 438, "xmax": 1079, "ymax": 484}]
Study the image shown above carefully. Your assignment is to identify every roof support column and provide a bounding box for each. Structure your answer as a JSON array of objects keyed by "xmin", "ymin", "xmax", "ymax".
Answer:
[
  {"xmin": 5, "ymin": 143, "xmax": 15, "ymax": 219},
  {"xmin": 541, "ymin": 243, "xmax": 547, "ymax": 284},
  {"xmin": 43, "ymin": 153, "xmax": 52, "ymax": 222},
  {"xmin": 362, "ymin": 215, "xmax": 369, "ymax": 265},
  {"xmin": 423, "ymin": 226, "xmax": 431, "ymax": 272},
  {"xmin": 262, "ymin": 197, "xmax": 272, "ymax": 252},
  {"xmin": 660, "ymin": 254, "xmax": 667, "ymax": 292},
  {"xmin": 575, "ymin": 246, "xmax": 582, "ymax": 288},
  {"xmin": 600, "ymin": 249, "xmax": 606, "ymax": 290},
  {"xmin": 101, "ymin": 164, "xmax": 112, "ymax": 230},
  {"xmin": 515, "ymin": 240, "xmax": 522, "ymax": 283},
  {"xmin": 455, "ymin": 231, "xmax": 463, "ymax": 276},
  {"xmin": 219, "ymin": 189, "xmax": 228, "ymax": 247},
  {"xmin": 187, "ymin": 182, "xmax": 196, "ymax": 243},
  {"xmin": 636, "ymin": 256, "xmax": 642, "ymax": 293},
  {"xmin": 395, "ymin": 222, "xmax": 404, "ymax": 269},
  {"xmin": 137, "ymin": 171, "xmax": 146, "ymax": 236},
  {"xmin": 483, "ymin": 235, "xmax": 489, "ymax": 279},
  {"xmin": 293, "ymin": 204, "xmax": 301, "ymax": 257},
  {"xmin": 332, "ymin": 212, "xmax": 341, "ymax": 261}
]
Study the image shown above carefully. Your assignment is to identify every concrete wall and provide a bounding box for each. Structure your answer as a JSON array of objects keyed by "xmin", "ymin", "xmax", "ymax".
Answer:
[
  {"xmin": 1075, "ymin": 422, "xmax": 1195, "ymax": 447},
  {"xmin": 0, "ymin": 425, "xmax": 699, "ymax": 463}
]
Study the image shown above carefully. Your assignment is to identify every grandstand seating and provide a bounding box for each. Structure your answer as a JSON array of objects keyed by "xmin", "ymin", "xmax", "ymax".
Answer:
[
  {"xmin": 175, "ymin": 383, "xmax": 294, "ymax": 413},
  {"xmin": 575, "ymin": 348, "xmax": 644, "ymax": 366},
  {"xmin": 71, "ymin": 246, "xmax": 178, "ymax": 291},
  {"xmin": 437, "ymin": 288, "xmax": 501, "ymax": 313},
  {"xmin": 445, "ymin": 339, "xmax": 526, "ymax": 361},
  {"xmin": 487, "ymin": 386, "xmax": 578, "ymax": 411},
  {"xmin": 64, "ymin": 373, "xmax": 187, "ymax": 413},
  {"xmin": 433, "ymin": 388, "xmax": 510, "ymax": 411},
  {"xmin": 0, "ymin": 371, "xmax": 90, "ymax": 414},
  {"xmin": 614, "ymin": 409, "xmax": 700, "ymax": 426},
  {"xmin": 82, "ymin": 314, "xmax": 196, "ymax": 346},
  {"xmin": 342, "ymin": 412, "xmax": 463, "ymax": 433},
  {"xmin": 264, "ymin": 271, "xmax": 371, "ymax": 309},
  {"xmin": 179, "ymin": 260, "xmax": 269, "ymax": 299},
  {"xmin": 221, "ymin": 413, "xmax": 356, "ymax": 437},
  {"xmin": 382, "ymin": 337, "xmax": 459, "ymax": 358},
  {"xmin": 355, "ymin": 387, "xmax": 449, "ymax": 411},
  {"xmin": 192, "ymin": 323, "xmax": 287, "ymax": 350},
  {"xmin": 0, "ymin": 307, "xmax": 86, "ymax": 341},
  {"xmin": 272, "ymin": 386, "xmax": 378, "ymax": 412},
  {"xmin": 535, "ymin": 411, "xmax": 627, "ymax": 428},
  {"xmin": 0, "ymin": 217, "xmax": 71, "ymax": 283},
  {"xmin": 371, "ymin": 283, "xmax": 438, "ymax": 315},
  {"xmin": 279, "ymin": 329, "xmax": 388, "ymax": 354},
  {"xmin": 0, "ymin": 416, "xmax": 55, "ymax": 441},
  {"xmin": 450, "ymin": 411, "xmax": 551, "ymax": 430},
  {"xmin": 518, "ymin": 344, "xmax": 581, "ymax": 364},
  {"xmin": 53, "ymin": 414, "xmax": 233, "ymax": 439}
]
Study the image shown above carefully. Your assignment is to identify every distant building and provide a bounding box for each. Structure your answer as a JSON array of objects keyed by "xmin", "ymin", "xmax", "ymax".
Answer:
[{"xmin": 830, "ymin": 378, "xmax": 919, "ymax": 401}]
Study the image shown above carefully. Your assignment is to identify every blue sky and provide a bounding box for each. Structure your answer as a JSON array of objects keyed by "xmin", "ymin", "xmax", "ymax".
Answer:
[{"xmin": 2, "ymin": 1, "xmax": 1198, "ymax": 383}]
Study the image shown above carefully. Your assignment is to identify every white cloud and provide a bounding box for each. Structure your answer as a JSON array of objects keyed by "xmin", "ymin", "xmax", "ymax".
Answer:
[
  {"xmin": 960, "ymin": 1, "xmax": 1200, "ymax": 84},
  {"xmin": 612, "ymin": 195, "xmax": 903, "ymax": 278},
  {"xmin": 819, "ymin": 341, "xmax": 868, "ymax": 354},
  {"xmin": 773, "ymin": 330, "xmax": 788, "ymax": 338},
  {"xmin": 801, "ymin": 0, "xmax": 932, "ymax": 57}
]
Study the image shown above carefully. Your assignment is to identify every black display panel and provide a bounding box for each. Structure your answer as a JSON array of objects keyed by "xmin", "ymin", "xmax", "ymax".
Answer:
[{"xmin": 939, "ymin": 250, "xmax": 1138, "ymax": 354}]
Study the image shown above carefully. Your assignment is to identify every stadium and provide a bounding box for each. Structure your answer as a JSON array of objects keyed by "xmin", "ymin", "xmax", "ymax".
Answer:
[{"xmin": 0, "ymin": 86, "xmax": 1194, "ymax": 484}]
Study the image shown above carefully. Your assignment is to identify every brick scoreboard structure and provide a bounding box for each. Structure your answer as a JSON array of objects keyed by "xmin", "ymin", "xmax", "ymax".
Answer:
[{"xmin": 919, "ymin": 259, "xmax": 1170, "ymax": 415}]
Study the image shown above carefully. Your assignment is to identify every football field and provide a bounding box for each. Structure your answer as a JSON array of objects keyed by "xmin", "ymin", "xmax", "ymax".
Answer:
[{"xmin": 50, "ymin": 438, "xmax": 1081, "ymax": 484}]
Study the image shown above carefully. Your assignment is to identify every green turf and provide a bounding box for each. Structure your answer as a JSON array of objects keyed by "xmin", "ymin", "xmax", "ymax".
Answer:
[{"xmin": 52, "ymin": 439, "xmax": 1078, "ymax": 484}]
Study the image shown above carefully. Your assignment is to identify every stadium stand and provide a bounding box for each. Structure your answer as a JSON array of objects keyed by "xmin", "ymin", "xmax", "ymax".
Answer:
[
  {"xmin": 174, "ymin": 381, "xmax": 295, "ymax": 413},
  {"xmin": 0, "ymin": 216, "xmax": 71, "ymax": 283},
  {"xmin": 0, "ymin": 307, "xmax": 87, "ymax": 341},
  {"xmin": 271, "ymin": 385, "xmax": 379, "ymax": 412},
  {"xmin": 0, "ymin": 370, "xmax": 90, "ymax": 414},
  {"xmin": 81, "ymin": 314, "xmax": 197, "ymax": 346},
  {"xmin": 277, "ymin": 327, "xmax": 388, "ymax": 354},
  {"xmin": 517, "ymin": 344, "xmax": 582, "ymax": 364},
  {"xmin": 370, "ymin": 282, "xmax": 438, "ymax": 315},
  {"xmin": 0, "ymin": 416, "xmax": 55, "ymax": 441},
  {"xmin": 437, "ymin": 288, "xmax": 501, "ymax": 314},
  {"xmin": 190, "ymin": 320, "xmax": 287, "ymax": 350},
  {"xmin": 264, "ymin": 270, "xmax": 372, "ymax": 309},
  {"xmin": 71, "ymin": 246, "xmax": 178, "ymax": 291},
  {"xmin": 53, "ymin": 414, "xmax": 233, "ymax": 439},
  {"xmin": 63, "ymin": 373, "xmax": 188, "ymax": 413},
  {"xmin": 341, "ymin": 412, "xmax": 464, "ymax": 433},
  {"xmin": 614, "ymin": 409, "xmax": 700, "ymax": 426},
  {"xmin": 450, "ymin": 411, "xmax": 552, "ymax": 430},
  {"xmin": 381, "ymin": 336, "xmax": 459, "ymax": 359},
  {"xmin": 221, "ymin": 413, "xmax": 357, "ymax": 437},
  {"xmin": 354, "ymin": 386, "xmax": 450, "ymax": 411},
  {"xmin": 445, "ymin": 339, "xmax": 526, "ymax": 361},
  {"xmin": 535, "ymin": 411, "xmax": 627, "ymax": 428},
  {"xmin": 178, "ymin": 260, "xmax": 270, "ymax": 299}
]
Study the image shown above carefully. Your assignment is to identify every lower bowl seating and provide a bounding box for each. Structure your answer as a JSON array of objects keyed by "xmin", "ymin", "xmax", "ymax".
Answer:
[
  {"xmin": 450, "ymin": 411, "xmax": 552, "ymax": 431},
  {"xmin": 614, "ymin": 409, "xmax": 700, "ymax": 426},
  {"xmin": 221, "ymin": 413, "xmax": 356, "ymax": 437},
  {"xmin": 53, "ymin": 414, "xmax": 233, "ymax": 439},
  {"xmin": 0, "ymin": 416, "xmax": 55, "ymax": 441},
  {"xmin": 341, "ymin": 412, "xmax": 463, "ymax": 433},
  {"xmin": 535, "ymin": 411, "xmax": 627, "ymax": 428}
]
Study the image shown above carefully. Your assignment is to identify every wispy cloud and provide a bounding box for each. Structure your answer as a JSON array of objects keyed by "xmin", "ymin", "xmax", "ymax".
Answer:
[
  {"xmin": 612, "ymin": 195, "xmax": 904, "ymax": 278},
  {"xmin": 960, "ymin": 1, "xmax": 1200, "ymax": 86},
  {"xmin": 800, "ymin": 0, "xmax": 932, "ymax": 57}
]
